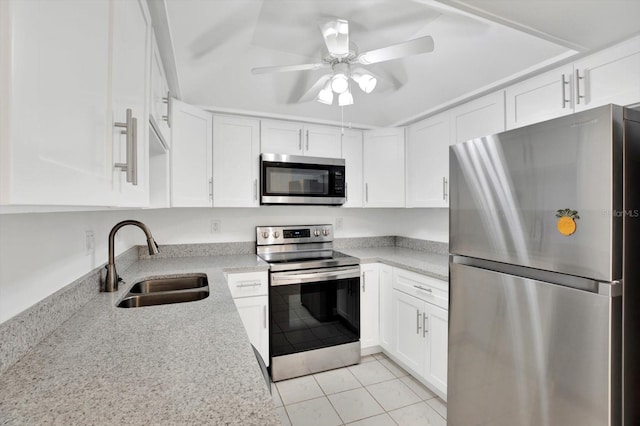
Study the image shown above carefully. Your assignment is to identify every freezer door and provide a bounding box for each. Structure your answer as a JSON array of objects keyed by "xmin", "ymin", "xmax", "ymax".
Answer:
[
  {"xmin": 448, "ymin": 262, "xmax": 620, "ymax": 426},
  {"xmin": 449, "ymin": 105, "xmax": 623, "ymax": 282}
]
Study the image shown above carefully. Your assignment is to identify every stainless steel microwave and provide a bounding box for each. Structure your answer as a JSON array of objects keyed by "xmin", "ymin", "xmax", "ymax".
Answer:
[{"xmin": 260, "ymin": 153, "xmax": 346, "ymax": 205}]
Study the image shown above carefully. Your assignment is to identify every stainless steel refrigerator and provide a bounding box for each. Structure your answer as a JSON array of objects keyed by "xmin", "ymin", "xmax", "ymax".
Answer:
[{"xmin": 448, "ymin": 104, "xmax": 640, "ymax": 426}]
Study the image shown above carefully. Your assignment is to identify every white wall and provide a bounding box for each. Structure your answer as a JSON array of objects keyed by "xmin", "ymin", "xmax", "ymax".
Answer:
[
  {"xmin": 0, "ymin": 207, "xmax": 448, "ymax": 324},
  {"xmin": 0, "ymin": 210, "xmax": 144, "ymax": 323}
]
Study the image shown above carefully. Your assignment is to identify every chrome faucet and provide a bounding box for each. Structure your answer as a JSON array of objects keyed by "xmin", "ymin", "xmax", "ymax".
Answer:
[{"xmin": 104, "ymin": 220, "xmax": 159, "ymax": 292}]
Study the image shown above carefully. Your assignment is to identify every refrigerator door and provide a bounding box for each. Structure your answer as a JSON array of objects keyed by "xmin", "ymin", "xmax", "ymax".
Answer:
[
  {"xmin": 448, "ymin": 262, "xmax": 620, "ymax": 426},
  {"xmin": 449, "ymin": 105, "xmax": 623, "ymax": 282}
]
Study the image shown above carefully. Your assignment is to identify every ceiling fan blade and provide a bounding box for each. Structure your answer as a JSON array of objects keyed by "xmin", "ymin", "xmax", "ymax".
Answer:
[
  {"xmin": 251, "ymin": 63, "xmax": 328, "ymax": 75},
  {"xmin": 320, "ymin": 18, "xmax": 350, "ymax": 58},
  {"xmin": 297, "ymin": 74, "xmax": 333, "ymax": 103},
  {"xmin": 356, "ymin": 35, "xmax": 434, "ymax": 65}
]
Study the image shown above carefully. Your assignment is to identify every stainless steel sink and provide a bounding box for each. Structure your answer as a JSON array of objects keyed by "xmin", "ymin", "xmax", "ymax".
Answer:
[
  {"xmin": 129, "ymin": 275, "xmax": 208, "ymax": 293},
  {"xmin": 117, "ymin": 274, "xmax": 209, "ymax": 308}
]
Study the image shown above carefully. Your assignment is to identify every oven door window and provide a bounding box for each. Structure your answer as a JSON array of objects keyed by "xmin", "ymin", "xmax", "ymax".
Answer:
[
  {"xmin": 264, "ymin": 165, "xmax": 329, "ymax": 195},
  {"xmin": 270, "ymin": 278, "xmax": 360, "ymax": 357}
]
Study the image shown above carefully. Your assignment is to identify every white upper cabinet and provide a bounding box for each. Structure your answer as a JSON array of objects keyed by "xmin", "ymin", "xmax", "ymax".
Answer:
[
  {"xmin": 170, "ymin": 100, "xmax": 213, "ymax": 207},
  {"xmin": 0, "ymin": 0, "xmax": 152, "ymax": 208},
  {"xmin": 261, "ymin": 119, "xmax": 342, "ymax": 158},
  {"xmin": 212, "ymin": 115, "xmax": 260, "ymax": 207},
  {"xmin": 341, "ymin": 129, "xmax": 364, "ymax": 208},
  {"xmin": 406, "ymin": 112, "xmax": 450, "ymax": 208},
  {"xmin": 111, "ymin": 0, "xmax": 151, "ymax": 207},
  {"xmin": 0, "ymin": 0, "xmax": 115, "ymax": 206},
  {"xmin": 506, "ymin": 65, "xmax": 575, "ymax": 130},
  {"xmin": 260, "ymin": 119, "xmax": 304, "ymax": 156},
  {"xmin": 150, "ymin": 33, "xmax": 171, "ymax": 148},
  {"xmin": 573, "ymin": 35, "xmax": 640, "ymax": 112},
  {"xmin": 363, "ymin": 128, "xmax": 405, "ymax": 208},
  {"xmin": 450, "ymin": 91, "xmax": 506, "ymax": 145},
  {"xmin": 303, "ymin": 124, "xmax": 342, "ymax": 158}
]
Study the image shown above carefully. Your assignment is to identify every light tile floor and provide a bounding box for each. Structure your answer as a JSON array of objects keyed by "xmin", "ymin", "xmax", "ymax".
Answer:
[{"xmin": 272, "ymin": 353, "xmax": 447, "ymax": 426}]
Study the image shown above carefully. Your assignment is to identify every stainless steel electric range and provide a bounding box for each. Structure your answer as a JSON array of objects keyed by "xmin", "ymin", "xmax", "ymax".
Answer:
[{"xmin": 256, "ymin": 224, "xmax": 361, "ymax": 381}]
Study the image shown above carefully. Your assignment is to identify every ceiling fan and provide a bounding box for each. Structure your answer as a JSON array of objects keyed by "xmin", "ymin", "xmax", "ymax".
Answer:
[{"xmin": 251, "ymin": 18, "xmax": 435, "ymax": 106}]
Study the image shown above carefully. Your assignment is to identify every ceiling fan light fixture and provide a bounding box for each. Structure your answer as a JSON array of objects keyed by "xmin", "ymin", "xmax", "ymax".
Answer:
[
  {"xmin": 331, "ymin": 73, "xmax": 349, "ymax": 94},
  {"xmin": 352, "ymin": 71, "xmax": 377, "ymax": 94},
  {"xmin": 338, "ymin": 89, "xmax": 353, "ymax": 106},
  {"xmin": 317, "ymin": 80, "xmax": 334, "ymax": 105}
]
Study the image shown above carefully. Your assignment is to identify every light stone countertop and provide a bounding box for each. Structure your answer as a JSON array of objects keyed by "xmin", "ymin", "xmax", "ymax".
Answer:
[
  {"xmin": 341, "ymin": 246, "xmax": 449, "ymax": 281},
  {"xmin": 0, "ymin": 255, "xmax": 279, "ymax": 426}
]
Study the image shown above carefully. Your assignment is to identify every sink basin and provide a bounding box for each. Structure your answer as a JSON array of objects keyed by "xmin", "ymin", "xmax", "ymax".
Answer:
[
  {"xmin": 129, "ymin": 274, "xmax": 208, "ymax": 293},
  {"xmin": 117, "ymin": 273, "xmax": 209, "ymax": 308},
  {"xmin": 117, "ymin": 289, "xmax": 209, "ymax": 308}
]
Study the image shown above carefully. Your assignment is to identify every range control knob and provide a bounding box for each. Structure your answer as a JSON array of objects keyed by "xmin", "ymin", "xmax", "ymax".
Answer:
[
  {"xmin": 261, "ymin": 231, "xmax": 269, "ymax": 239},
  {"xmin": 273, "ymin": 231, "xmax": 280, "ymax": 238},
  {"xmin": 323, "ymin": 228, "xmax": 330, "ymax": 236},
  {"xmin": 313, "ymin": 229, "xmax": 321, "ymax": 237}
]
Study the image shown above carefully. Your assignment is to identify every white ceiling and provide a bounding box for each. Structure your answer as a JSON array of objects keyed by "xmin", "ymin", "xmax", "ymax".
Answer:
[{"xmin": 163, "ymin": 0, "xmax": 640, "ymax": 128}]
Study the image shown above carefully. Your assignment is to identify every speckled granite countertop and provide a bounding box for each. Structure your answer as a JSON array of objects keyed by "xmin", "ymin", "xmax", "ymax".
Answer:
[
  {"xmin": 0, "ymin": 255, "xmax": 279, "ymax": 426},
  {"xmin": 341, "ymin": 247, "xmax": 449, "ymax": 281}
]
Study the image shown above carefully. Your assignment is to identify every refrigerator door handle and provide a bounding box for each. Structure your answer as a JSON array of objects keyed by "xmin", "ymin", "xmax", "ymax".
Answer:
[{"xmin": 598, "ymin": 281, "xmax": 622, "ymax": 297}]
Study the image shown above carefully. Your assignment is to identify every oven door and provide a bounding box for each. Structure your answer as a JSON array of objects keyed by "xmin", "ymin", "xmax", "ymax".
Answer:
[
  {"xmin": 270, "ymin": 266, "xmax": 360, "ymax": 367},
  {"xmin": 261, "ymin": 153, "xmax": 345, "ymax": 205}
]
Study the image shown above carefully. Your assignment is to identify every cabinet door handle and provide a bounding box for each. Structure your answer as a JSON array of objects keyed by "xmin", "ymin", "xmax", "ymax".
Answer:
[
  {"xmin": 442, "ymin": 177, "xmax": 448, "ymax": 201},
  {"xmin": 306, "ymin": 130, "xmax": 309, "ymax": 151},
  {"xmin": 263, "ymin": 305, "xmax": 267, "ymax": 329},
  {"xmin": 561, "ymin": 74, "xmax": 570, "ymax": 108},
  {"xmin": 416, "ymin": 310, "xmax": 422, "ymax": 335},
  {"xmin": 209, "ymin": 178, "xmax": 213, "ymax": 201},
  {"xmin": 114, "ymin": 108, "xmax": 136, "ymax": 184},
  {"xmin": 162, "ymin": 92, "xmax": 171, "ymax": 127},
  {"xmin": 362, "ymin": 273, "xmax": 365, "ymax": 292},
  {"xmin": 345, "ymin": 182, "xmax": 349, "ymax": 202},
  {"xmin": 131, "ymin": 117, "xmax": 138, "ymax": 186},
  {"xmin": 575, "ymin": 69, "xmax": 584, "ymax": 105},
  {"xmin": 423, "ymin": 315, "xmax": 428, "ymax": 338},
  {"xmin": 298, "ymin": 129, "xmax": 302, "ymax": 151},
  {"xmin": 253, "ymin": 179, "xmax": 258, "ymax": 201},
  {"xmin": 365, "ymin": 183, "xmax": 369, "ymax": 203}
]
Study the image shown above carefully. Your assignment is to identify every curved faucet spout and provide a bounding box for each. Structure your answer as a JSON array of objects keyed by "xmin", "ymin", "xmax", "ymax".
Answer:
[{"xmin": 104, "ymin": 220, "xmax": 159, "ymax": 292}]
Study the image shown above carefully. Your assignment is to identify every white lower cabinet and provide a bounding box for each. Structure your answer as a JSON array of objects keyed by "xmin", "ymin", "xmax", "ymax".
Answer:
[
  {"xmin": 378, "ymin": 264, "xmax": 394, "ymax": 352},
  {"xmin": 360, "ymin": 263, "xmax": 380, "ymax": 349},
  {"xmin": 225, "ymin": 271, "xmax": 269, "ymax": 366},
  {"xmin": 390, "ymin": 267, "xmax": 448, "ymax": 399}
]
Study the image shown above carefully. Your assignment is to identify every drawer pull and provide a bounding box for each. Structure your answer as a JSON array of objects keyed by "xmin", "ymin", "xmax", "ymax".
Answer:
[
  {"xmin": 413, "ymin": 285, "xmax": 433, "ymax": 293},
  {"xmin": 236, "ymin": 281, "xmax": 262, "ymax": 288}
]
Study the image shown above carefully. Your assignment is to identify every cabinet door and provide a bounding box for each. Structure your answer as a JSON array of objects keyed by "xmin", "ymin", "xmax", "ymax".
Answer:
[
  {"xmin": 505, "ymin": 65, "xmax": 574, "ymax": 130},
  {"xmin": 378, "ymin": 264, "xmax": 394, "ymax": 352},
  {"xmin": 341, "ymin": 129, "xmax": 363, "ymax": 208},
  {"xmin": 150, "ymin": 33, "xmax": 170, "ymax": 147},
  {"xmin": 424, "ymin": 302, "xmax": 448, "ymax": 397},
  {"xmin": 260, "ymin": 119, "xmax": 303, "ymax": 155},
  {"xmin": 304, "ymin": 124, "xmax": 342, "ymax": 158},
  {"xmin": 111, "ymin": 0, "xmax": 151, "ymax": 207},
  {"xmin": 393, "ymin": 289, "xmax": 425, "ymax": 373},
  {"xmin": 170, "ymin": 100, "xmax": 213, "ymax": 207},
  {"xmin": 213, "ymin": 115, "xmax": 260, "ymax": 207},
  {"xmin": 360, "ymin": 264, "xmax": 380, "ymax": 349},
  {"xmin": 450, "ymin": 91, "xmax": 505, "ymax": 144},
  {"xmin": 363, "ymin": 128, "xmax": 405, "ymax": 207},
  {"xmin": 406, "ymin": 112, "xmax": 450, "ymax": 207},
  {"xmin": 574, "ymin": 35, "xmax": 640, "ymax": 112},
  {"xmin": 1, "ymin": 0, "xmax": 115, "ymax": 206},
  {"xmin": 233, "ymin": 295, "xmax": 270, "ymax": 367}
]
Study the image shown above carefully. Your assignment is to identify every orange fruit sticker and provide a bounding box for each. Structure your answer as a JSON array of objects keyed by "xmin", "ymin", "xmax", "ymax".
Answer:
[{"xmin": 556, "ymin": 209, "xmax": 579, "ymax": 236}]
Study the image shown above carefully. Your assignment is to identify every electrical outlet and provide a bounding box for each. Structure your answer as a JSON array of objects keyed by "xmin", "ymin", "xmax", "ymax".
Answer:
[
  {"xmin": 85, "ymin": 230, "xmax": 95, "ymax": 255},
  {"xmin": 335, "ymin": 217, "xmax": 344, "ymax": 231},
  {"xmin": 211, "ymin": 219, "xmax": 221, "ymax": 234}
]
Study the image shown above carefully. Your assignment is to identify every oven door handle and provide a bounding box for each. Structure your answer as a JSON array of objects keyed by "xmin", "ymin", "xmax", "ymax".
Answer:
[{"xmin": 271, "ymin": 267, "xmax": 360, "ymax": 286}]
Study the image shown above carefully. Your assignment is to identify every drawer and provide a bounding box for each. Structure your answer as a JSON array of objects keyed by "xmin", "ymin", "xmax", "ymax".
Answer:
[
  {"xmin": 226, "ymin": 271, "xmax": 268, "ymax": 298},
  {"xmin": 393, "ymin": 267, "xmax": 448, "ymax": 310}
]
